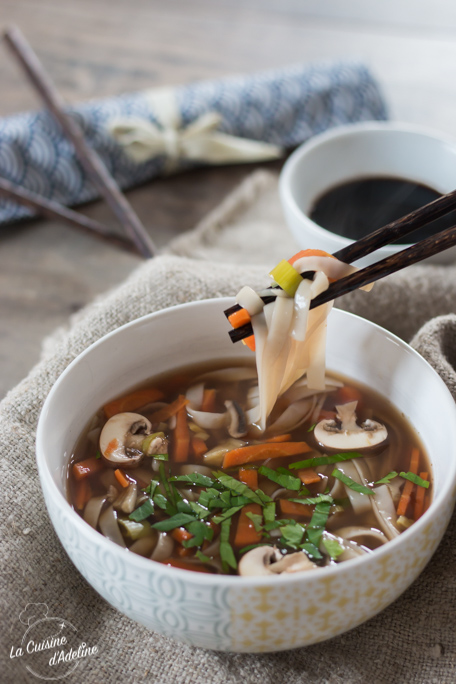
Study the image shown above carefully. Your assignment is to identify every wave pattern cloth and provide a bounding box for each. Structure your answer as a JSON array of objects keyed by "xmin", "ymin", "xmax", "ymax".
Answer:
[{"xmin": 0, "ymin": 60, "xmax": 387, "ymax": 224}]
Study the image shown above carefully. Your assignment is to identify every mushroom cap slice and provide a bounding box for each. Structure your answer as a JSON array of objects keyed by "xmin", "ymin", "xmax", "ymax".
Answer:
[
  {"xmin": 99, "ymin": 412, "xmax": 152, "ymax": 468},
  {"xmin": 314, "ymin": 400, "xmax": 387, "ymax": 451},
  {"xmin": 238, "ymin": 546, "xmax": 282, "ymax": 576}
]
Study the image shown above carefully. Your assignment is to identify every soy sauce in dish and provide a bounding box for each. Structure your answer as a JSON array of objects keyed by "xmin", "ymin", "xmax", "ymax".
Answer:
[{"xmin": 309, "ymin": 177, "xmax": 456, "ymax": 243}]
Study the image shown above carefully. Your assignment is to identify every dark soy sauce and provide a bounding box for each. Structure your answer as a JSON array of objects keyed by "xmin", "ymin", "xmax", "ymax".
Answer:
[{"xmin": 310, "ymin": 177, "xmax": 456, "ymax": 244}]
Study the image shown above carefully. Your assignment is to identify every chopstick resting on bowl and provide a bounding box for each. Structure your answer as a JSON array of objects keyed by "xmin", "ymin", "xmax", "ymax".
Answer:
[{"xmin": 226, "ymin": 187, "xmax": 456, "ymax": 343}]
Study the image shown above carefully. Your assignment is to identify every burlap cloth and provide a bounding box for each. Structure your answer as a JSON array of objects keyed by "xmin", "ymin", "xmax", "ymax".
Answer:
[{"xmin": 2, "ymin": 170, "xmax": 456, "ymax": 683}]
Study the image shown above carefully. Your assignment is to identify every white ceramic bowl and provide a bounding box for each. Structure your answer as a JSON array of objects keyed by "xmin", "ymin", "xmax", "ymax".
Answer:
[
  {"xmin": 36, "ymin": 300, "xmax": 456, "ymax": 652},
  {"xmin": 279, "ymin": 121, "xmax": 456, "ymax": 267}
]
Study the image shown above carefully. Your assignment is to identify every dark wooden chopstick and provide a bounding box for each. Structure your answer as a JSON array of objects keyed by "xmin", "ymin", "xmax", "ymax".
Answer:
[
  {"xmin": 228, "ymin": 220, "xmax": 456, "ymax": 344},
  {"xmin": 333, "ymin": 186, "xmax": 456, "ymax": 263},
  {"xmin": 3, "ymin": 25, "xmax": 157, "ymax": 259},
  {"xmin": 0, "ymin": 177, "xmax": 138, "ymax": 253}
]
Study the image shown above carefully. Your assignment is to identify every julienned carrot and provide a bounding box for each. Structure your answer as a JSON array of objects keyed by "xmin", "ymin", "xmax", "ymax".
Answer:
[
  {"xmin": 74, "ymin": 478, "xmax": 92, "ymax": 510},
  {"xmin": 239, "ymin": 467, "xmax": 259, "ymax": 490},
  {"xmin": 397, "ymin": 447, "xmax": 420, "ymax": 516},
  {"xmin": 279, "ymin": 499, "xmax": 313, "ymax": 518},
  {"xmin": 103, "ymin": 387, "xmax": 165, "ymax": 418},
  {"xmin": 242, "ymin": 335, "xmax": 256, "ymax": 351},
  {"xmin": 228, "ymin": 308, "xmax": 251, "ymax": 329},
  {"xmin": 265, "ymin": 434, "xmax": 292, "ymax": 443},
  {"xmin": 414, "ymin": 472, "xmax": 428, "ymax": 520},
  {"xmin": 234, "ymin": 504, "xmax": 262, "ymax": 548},
  {"xmin": 171, "ymin": 527, "xmax": 193, "ymax": 544},
  {"xmin": 296, "ymin": 468, "xmax": 321, "ymax": 485},
  {"xmin": 191, "ymin": 437, "xmax": 208, "ymax": 459},
  {"xmin": 288, "ymin": 249, "xmax": 333, "ymax": 265},
  {"xmin": 173, "ymin": 405, "xmax": 190, "ymax": 463},
  {"xmin": 148, "ymin": 395, "xmax": 189, "ymax": 423},
  {"xmin": 201, "ymin": 388, "xmax": 216, "ymax": 413},
  {"xmin": 72, "ymin": 456, "xmax": 104, "ymax": 481},
  {"xmin": 114, "ymin": 469, "xmax": 130, "ymax": 488},
  {"xmin": 223, "ymin": 442, "xmax": 311, "ymax": 469},
  {"xmin": 163, "ymin": 558, "xmax": 211, "ymax": 573}
]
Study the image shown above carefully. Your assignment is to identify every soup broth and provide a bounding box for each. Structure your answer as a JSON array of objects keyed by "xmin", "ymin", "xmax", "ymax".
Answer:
[{"xmin": 68, "ymin": 360, "xmax": 431, "ymax": 575}]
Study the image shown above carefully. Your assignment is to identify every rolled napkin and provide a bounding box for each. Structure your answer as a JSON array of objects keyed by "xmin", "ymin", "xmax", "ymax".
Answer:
[{"xmin": 0, "ymin": 60, "xmax": 387, "ymax": 224}]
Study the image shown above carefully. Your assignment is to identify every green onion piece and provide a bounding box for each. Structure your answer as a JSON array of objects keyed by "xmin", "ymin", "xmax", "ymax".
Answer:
[
  {"xmin": 142, "ymin": 432, "xmax": 165, "ymax": 453},
  {"xmin": 322, "ymin": 536, "xmax": 344, "ymax": 560},
  {"xmin": 331, "ymin": 469, "xmax": 374, "ymax": 496},
  {"xmin": 129, "ymin": 498, "xmax": 155, "ymax": 522},
  {"xmin": 399, "ymin": 471, "xmax": 430, "ymax": 488},
  {"xmin": 269, "ymin": 259, "xmax": 303, "ymax": 296},
  {"xmin": 153, "ymin": 453, "xmax": 169, "ymax": 461},
  {"xmin": 245, "ymin": 511, "xmax": 263, "ymax": 532},
  {"xmin": 375, "ymin": 471, "xmax": 398, "ymax": 484},
  {"xmin": 152, "ymin": 512, "xmax": 196, "ymax": 532},
  {"xmin": 306, "ymin": 501, "xmax": 331, "ymax": 547},
  {"xmin": 289, "ymin": 451, "xmax": 363, "ymax": 470},
  {"xmin": 118, "ymin": 518, "xmax": 152, "ymax": 540},
  {"xmin": 220, "ymin": 519, "xmax": 237, "ymax": 572},
  {"xmin": 258, "ymin": 465, "xmax": 301, "ymax": 491}
]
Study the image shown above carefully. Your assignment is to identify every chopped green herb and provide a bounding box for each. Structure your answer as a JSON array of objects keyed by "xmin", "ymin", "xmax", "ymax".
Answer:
[
  {"xmin": 153, "ymin": 453, "xmax": 169, "ymax": 461},
  {"xmin": 306, "ymin": 501, "xmax": 331, "ymax": 547},
  {"xmin": 245, "ymin": 511, "xmax": 263, "ymax": 533},
  {"xmin": 322, "ymin": 536, "xmax": 344, "ymax": 560},
  {"xmin": 399, "ymin": 471, "xmax": 430, "ymax": 489},
  {"xmin": 331, "ymin": 469, "xmax": 374, "ymax": 496},
  {"xmin": 375, "ymin": 471, "xmax": 398, "ymax": 484},
  {"xmin": 263, "ymin": 501, "xmax": 276, "ymax": 524},
  {"xmin": 220, "ymin": 518, "xmax": 237, "ymax": 572},
  {"xmin": 159, "ymin": 462, "xmax": 174, "ymax": 503},
  {"xmin": 307, "ymin": 423, "xmax": 316, "ymax": 432},
  {"xmin": 129, "ymin": 498, "xmax": 154, "ymax": 522},
  {"xmin": 280, "ymin": 523, "xmax": 306, "ymax": 548},
  {"xmin": 239, "ymin": 543, "xmax": 272, "ymax": 554},
  {"xmin": 152, "ymin": 512, "xmax": 196, "ymax": 532},
  {"xmin": 153, "ymin": 492, "xmax": 169, "ymax": 511},
  {"xmin": 182, "ymin": 520, "xmax": 213, "ymax": 548},
  {"xmin": 212, "ymin": 505, "xmax": 244, "ymax": 524},
  {"xmin": 299, "ymin": 542, "xmax": 322, "ymax": 560},
  {"xmin": 170, "ymin": 473, "xmax": 215, "ymax": 488},
  {"xmin": 258, "ymin": 465, "xmax": 301, "ymax": 491},
  {"xmin": 95, "ymin": 450, "xmax": 102, "ymax": 460},
  {"xmin": 143, "ymin": 480, "xmax": 159, "ymax": 498},
  {"xmin": 195, "ymin": 550, "xmax": 211, "ymax": 563},
  {"xmin": 176, "ymin": 500, "xmax": 194, "ymax": 514},
  {"xmin": 198, "ymin": 488, "xmax": 221, "ymax": 509},
  {"xmin": 187, "ymin": 501, "xmax": 211, "ymax": 520},
  {"xmin": 289, "ymin": 451, "xmax": 363, "ymax": 470},
  {"xmin": 288, "ymin": 494, "xmax": 333, "ymax": 506},
  {"xmin": 215, "ymin": 472, "xmax": 264, "ymax": 506}
]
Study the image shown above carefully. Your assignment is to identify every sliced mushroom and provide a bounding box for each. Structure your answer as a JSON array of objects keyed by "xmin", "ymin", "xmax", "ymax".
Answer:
[
  {"xmin": 314, "ymin": 401, "xmax": 387, "ymax": 451},
  {"xmin": 225, "ymin": 400, "xmax": 248, "ymax": 438},
  {"xmin": 238, "ymin": 546, "xmax": 316, "ymax": 576},
  {"xmin": 99, "ymin": 412, "xmax": 152, "ymax": 468}
]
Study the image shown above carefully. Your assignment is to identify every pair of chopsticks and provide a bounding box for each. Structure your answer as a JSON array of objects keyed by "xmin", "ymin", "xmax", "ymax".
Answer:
[
  {"xmin": 227, "ymin": 187, "xmax": 456, "ymax": 343},
  {"xmin": 1, "ymin": 26, "xmax": 156, "ymax": 258}
]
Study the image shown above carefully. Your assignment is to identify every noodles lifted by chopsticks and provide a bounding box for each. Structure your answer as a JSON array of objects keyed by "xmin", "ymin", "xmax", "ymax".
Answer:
[{"xmin": 228, "ymin": 249, "xmax": 373, "ymax": 431}]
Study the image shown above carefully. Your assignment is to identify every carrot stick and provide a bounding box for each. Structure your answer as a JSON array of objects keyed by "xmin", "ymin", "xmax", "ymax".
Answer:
[
  {"xmin": 228, "ymin": 308, "xmax": 251, "ymax": 329},
  {"xmin": 191, "ymin": 437, "xmax": 207, "ymax": 459},
  {"xmin": 72, "ymin": 456, "xmax": 104, "ymax": 481},
  {"xmin": 242, "ymin": 335, "xmax": 256, "ymax": 351},
  {"xmin": 114, "ymin": 468, "xmax": 130, "ymax": 488},
  {"xmin": 173, "ymin": 405, "xmax": 190, "ymax": 463},
  {"xmin": 414, "ymin": 472, "xmax": 428, "ymax": 521},
  {"xmin": 296, "ymin": 468, "xmax": 321, "ymax": 485},
  {"xmin": 163, "ymin": 558, "xmax": 212, "ymax": 573},
  {"xmin": 239, "ymin": 468, "xmax": 258, "ymax": 490},
  {"xmin": 397, "ymin": 447, "xmax": 421, "ymax": 516},
  {"xmin": 171, "ymin": 527, "xmax": 193, "ymax": 544},
  {"xmin": 201, "ymin": 388, "xmax": 216, "ymax": 413},
  {"xmin": 265, "ymin": 434, "xmax": 292, "ymax": 443},
  {"xmin": 233, "ymin": 504, "xmax": 262, "ymax": 548},
  {"xmin": 103, "ymin": 387, "xmax": 164, "ymax": 418},
  {"xmin": 288, "ymin": 249, "xmax": 333, "ymax": 265},
  {"xmin": 148, "ymin": 395, "xmax": 189, "ymax": 423},
  {"xmin": 279, "ymin": 499, "xmax": 313, "ymax": 518},
  {"xmin": 223, "ymin": 442, "xmax": 311, "ymax": 469},
  {"xmin": 74, "ymin": 478, "xmax": 92, "ymax": 510}
]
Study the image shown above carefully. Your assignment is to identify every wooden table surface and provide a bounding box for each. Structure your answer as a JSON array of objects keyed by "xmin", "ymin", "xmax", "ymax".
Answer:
[{"xmin": 1, "ymin": 0, "xmax": 456, "ymax": 399}]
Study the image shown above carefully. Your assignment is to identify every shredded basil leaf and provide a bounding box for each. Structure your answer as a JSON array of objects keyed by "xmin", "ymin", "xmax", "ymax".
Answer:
[
  {"xmin": 182, "ymin": 520, "xmax": 213, "ymax": 548},
  {"xmin": 322, "ymin": 536, "xmax": 344, "ymax": 560},
  {"xmin": 215, "ymin": 472, "xmax": 264, "ymax": 506},
  {"xmin": 263, "ymin": 501, "xmax": 276, "ymax": 524},
  {"xmin": 129, "ymin": 498, "xmax": 154, "ymax": 522},
  {"xmin": 289, "ymin": 451, "xmax": 363, "ymax": 470},
  {"xmin": 299, "ymin": 542, "xmax": 322, "ymax": 560},
  {"xmin": 306, "ymin": 501, "xmax": 331, "ymax": 547},
  {"xmin": 212, "ymin": 505, "xmax": 244, "ymax": 524},
  {"xmin": 375, "ymin": 471, "xmax": 398, "ymax": 484},
  {"xmin": 170, "ymin": 472, "xmax": 215, "ymax": 488},
  {"xmin": 220, "ymin": 518, "xmax": 237, "ymax": 572},
  {"xmin": 95, "ymin": 450, "xmax": 102, "ymax": 460},
  {"xmin": 153, "ymin": 492, "xmax": 169, "ymax": 511},
  {"xmin": 195, "ymin": 550, "xmax": 211, "ymax": 563},
  {"xmin": 245, "ymin": 511, "xmax": 263, "ymax": 532},
  {"xmin": 143, "ymin": 480, "xmax": 159, "ymax": 498},
  {"xmin": 152, "ymin": 512, "xmax": 196, "ymax": 532},
  {"xmin": 331, "ymin": 469, "xmax": 374, "ymax": 495},
  {"xmin": 288, "ymin": 494, "xmax": 334, "ymax": 506},
  {"xmin": 307, "ymin": 423, "xmax": 316, "ymax": 432},
  {"xmin": 399, "ymin": 471, "xmax": 430, "ymax": 488},
  {"xmin": 280, "ymin": 523, "xmax": 306, "ymax": 548},
  {"xmin": 258, "ymin": 465, "xmax": 301, "ymax": 491},
  {"xmin": 187, "ymin": 501, "xmax": 211, "ymax": 520}
]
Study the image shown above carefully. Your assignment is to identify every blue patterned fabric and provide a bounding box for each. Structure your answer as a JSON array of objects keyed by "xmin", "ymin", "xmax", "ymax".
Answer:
[{"xmin": 0, "ymin": 61, "xmax": 387, "ymax": 224}]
